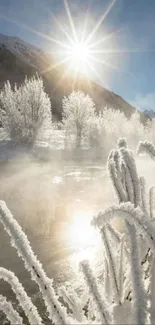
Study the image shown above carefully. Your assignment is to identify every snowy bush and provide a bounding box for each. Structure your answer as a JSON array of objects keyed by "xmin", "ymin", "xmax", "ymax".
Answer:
[
  {"xmin": 87, "ymin": 113, "xmax": 106, "ymax": 151},
  {"xmin": 101, "ymin": 108, "xmax": 147, "ymax": 151},
  {"xmin": 0, "ymin": 76, "xmax": 52, "ymax": 145},
  {"xmin": 144, "ymin": 119, "xmax": 155, "ymax": 144},
  {"xmin": 62, "ymin": 91, "xmax": 96, "ymax": 148}
]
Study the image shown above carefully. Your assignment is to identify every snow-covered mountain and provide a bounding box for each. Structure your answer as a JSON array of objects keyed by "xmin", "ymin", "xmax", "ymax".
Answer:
[
  {"xmin": 0, "ymin": 33, "xmax": 54, "ymax": 70},
  {"xmin": 0, "ymin": 33, "xmax": 149, "ymax": 121},
  {"xmin": 143, "ymin": 109, "xmax": 155, "ymax": 118}
]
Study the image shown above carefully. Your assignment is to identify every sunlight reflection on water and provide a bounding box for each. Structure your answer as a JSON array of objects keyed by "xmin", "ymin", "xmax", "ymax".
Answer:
[
  {"xmin": 52, "ymin": 176, "xmax": 63, "ymax": 184},
  {"xmin": 0, "ymin": 159, "xmax": 112, "ymax": 294},
  {"xmin": 66, "ymin": 209, "xmax": 101, "ymax": 251}
]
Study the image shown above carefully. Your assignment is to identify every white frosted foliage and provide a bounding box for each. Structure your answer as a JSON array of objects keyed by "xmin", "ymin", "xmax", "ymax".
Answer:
[
  {"xmin": 0, "ymin": 200, "xmax": 69, "ymax": 324},
  {"xmin": 0, "ymin": 294, "xmax": 23, "ymax": 324},
  {"xmin": 0, "ymin": 76, "xmax": 52, "ymax": 144},
  {"xmin": 0, "ymin": 267, "xmax": 43, "ymax": 324}
]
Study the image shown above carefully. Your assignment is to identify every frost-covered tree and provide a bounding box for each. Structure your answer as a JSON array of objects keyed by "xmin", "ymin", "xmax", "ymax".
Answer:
[
  {"xmin": 88, "ymin": 112, "xmax": 106, "ymax": 150},
  {"xmin": 0, "ymin": 75, "xmax": 52, "ymax": 145},
  {"xmin": 62, "ymin": 91, "xmax": 96, "ymax": 148},
  {"xmin": 100, "ymin": 108, "xmax": 148, "ymax": 152}
]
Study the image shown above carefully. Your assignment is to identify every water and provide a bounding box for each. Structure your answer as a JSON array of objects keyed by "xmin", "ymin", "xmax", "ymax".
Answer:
[
  {"xmin": 0, "ymin": 156, "xmax": 116, "ymax": 300},
  {"xmin": 0, "ymin": 154, "xmax": 154, "ymax": 302}
]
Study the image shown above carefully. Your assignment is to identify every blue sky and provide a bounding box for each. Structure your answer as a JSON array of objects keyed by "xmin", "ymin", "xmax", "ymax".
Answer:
[{"xmin": 0, "ymin": 0, "xmax": 155, "ymax": 111}]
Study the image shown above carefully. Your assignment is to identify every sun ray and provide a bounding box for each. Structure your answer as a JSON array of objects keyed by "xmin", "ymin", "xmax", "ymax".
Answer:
[
  {"xmin": 87, "ymin": 60, "xmax": 106, "ymax": 86},
  {"xmin": 52, "ymin": 65, "xmax": 72, "ymax": 92},
  {"xmin": 1, "ymin": 2, "xmax": 148, "ymax": 86},
  {"xmin": 72, "ymin": 59, "xmax": 93, "ymax": 91},
  {"xmin": 85, "ymin": 0, "xmax": 116, "ymax": 45},
  {"xmin": 85, "ymin": 76, "xmax": 93, "ymax": 91},
  {"xmin": 41, "ymin": 57, "xmax": 70, "ymax": 74},
  {"xmin": 50, "ymin": 12, "xmax": 75, "ymax": 47},
  {"xmin": 89, "ymin": 47, "xmax": 155, "ymax": 54},
  {"xmin": 81, "ymin": 64, "xmax": 93, "ymax": 91},
  {"xmin": 88, "ymin": 54, "xmax": 121, "ymax": 71},
  {"xmin": 81, "ymin": 62, "xmax": 90, "ymax": 78},
  {"xmin": 0, "ymin": 14, "xmax": 72, "ymax": 50},
  {"xmin": 71, "ymin": 65, "xmax": 79, "ymax": 91},
  {"xmin": 88, "ymin": 26, "xmax": 123, "ymax": 49},
  {"xmin": 64, "ymin": 0, "xmax": 78, "ymax": 43},
  {"xmin": 81, "ymin": 0, "xmax": 92, "ymax": 43},
  {"xmin": 88, "ymin": 54, "xmax": 137, "ymax": 78}
]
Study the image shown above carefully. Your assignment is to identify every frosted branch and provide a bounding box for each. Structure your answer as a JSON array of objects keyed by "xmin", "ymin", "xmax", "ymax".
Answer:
[
  {"xmin": 126, "ymin": 224, "xmax": 147, "ymax": 324},
  {"xmin": 140, "ymin": 177, "xmax": 149, "ymax": 218},
  {"xmin": 0, "ymin": 267, "xmax": 43, "ymax": 324},
  {"xmin": 0, "ymin": 294, "xmax": 23, "ymax": 324},
  {"xmin": 117, "ymin": 137, "xmax": 127, "ymax": 149},
  {"xmin": 0, "ymin": 200, "xmax": 70, "ymax": 324},
  {"xmin": 149, "ymin": 186, "xmax": 155, "ymax": 219},
  {"xmin": 137, "ymin": 141, "xmax": 155, "ymax": 160},
  {"xmin": 92, "ymin": 202, "xmax": 155, "ymax": 252},
  {"xmin": 80, "ymin": 260, "xmax": 110, "ymax": 324},
  {"xmin": 118, "ymin": 235, "xmax": 125, "ymax": 303},
  {"xmin": 120, "ymin": 148, "xmax": 141, "ymax": 207},
  {"xmin": 101, "ymin": 227, "xmax": 120, "ymax": 303},
  {"xmin": 58, "ymin": 286, "xmax": 86, "ymax": 323},
  {"xmin": 149, "ymin": 255, "xmax": 155, "ymax": 324},
  {"xmin": 123, "ymin": 163, "xmax": 134, "ymax": 204},
  {"xmin": 106, "ymin": 224, "xmax": 121, "ymax": 245},
  {"xmin": 108, "ymin": 150, "xmax": 127, "ymax": 203}
]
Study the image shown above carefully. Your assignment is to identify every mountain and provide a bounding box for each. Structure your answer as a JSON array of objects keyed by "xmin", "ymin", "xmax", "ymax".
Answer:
[
  {"xmin": 143, "ymin": 109, "xmax": 155, "ymax": 118},
  {"xmin": 0, "ymin": 33, "xmax": 149, "ymax": 122}
]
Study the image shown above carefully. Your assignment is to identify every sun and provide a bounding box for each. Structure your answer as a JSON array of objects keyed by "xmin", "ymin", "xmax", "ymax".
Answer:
[
  {"xmin": 65, "ymin": 41, "xmax": 91, "ymax": 74},
  {"xmin": 5, "ymin": 0, "xmax": 150, "ymax": 84},
  {"xmin": 42, "ymin": 0, "xmax": 128, "ymax": 85},
  {"xmin": 69, "ymin": 42, "xmax": 90, "ymax": 64},
  {"xmin": 41, "ymin": 0, "xmax": 118, "ymax": 82}
]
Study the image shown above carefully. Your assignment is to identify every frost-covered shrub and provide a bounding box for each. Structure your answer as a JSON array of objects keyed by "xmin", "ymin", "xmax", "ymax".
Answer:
[
  {"xmin": 100, "ymin": 110, "xmax": 155, "ymax": 154},
  {"xmin": 144, "ymin": 119, "xmax": 155, "ymax": 144},
  {"xmin": 127, "ymin": 112, "xmax": 147, "ymax": 147},
  {"xmin": 102, "ymin": 108, "xmax": 147, "ymax": 151},
  {"xmin": 0, "ymin": 76, "xmax": 52, "ymax": 145},
  {"xmin": 62, "ymin": 91, "xmax": 96, "ymax": 148},
  {"xmin": 87, "ymin": 113, "xmax": 106, "ymax": 151},
  {"xmin": 61, "ymin": 94, "xmax": 155, "ymax": 154}
]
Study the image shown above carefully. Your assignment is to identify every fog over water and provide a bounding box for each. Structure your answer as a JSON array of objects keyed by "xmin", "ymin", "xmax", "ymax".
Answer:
[{"xmin": 0, "ymin": 153, "xmax": 155, "ymax": 298}]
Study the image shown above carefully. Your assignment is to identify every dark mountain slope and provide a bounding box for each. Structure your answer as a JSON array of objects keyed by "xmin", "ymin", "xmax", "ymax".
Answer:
[{"xmin": 0, "ymin": 34, "xmax": 149, "ymax": 122}]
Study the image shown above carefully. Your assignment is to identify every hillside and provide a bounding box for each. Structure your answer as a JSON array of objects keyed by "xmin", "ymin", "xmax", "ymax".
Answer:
[
  {"xmin": 144, "ymin": 109, "xmax": 155, "ymax": 118},
  {"xmin": 0, "ymin": 33, "xmax": 148, "ymax": 122}
]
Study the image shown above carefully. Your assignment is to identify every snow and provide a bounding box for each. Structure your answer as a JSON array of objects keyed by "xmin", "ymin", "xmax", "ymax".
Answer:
[{"xmin": 0, "ymin": 33, "xmax": 50, "ymax": 69}]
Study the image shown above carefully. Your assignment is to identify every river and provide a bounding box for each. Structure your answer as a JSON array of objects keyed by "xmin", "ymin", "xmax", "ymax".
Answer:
[
  {"xmin": 0, "ymin": 155, "xmax": 117, "ymax": 300},
  {"xmin": 0, "ymin": 153, "xmax": 155, "ymax": 324}
]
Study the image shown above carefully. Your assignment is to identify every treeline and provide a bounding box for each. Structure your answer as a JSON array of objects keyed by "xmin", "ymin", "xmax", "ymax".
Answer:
[{"xmin": 0, "ymin": 75, "xmax": 154, "ymax": 156}]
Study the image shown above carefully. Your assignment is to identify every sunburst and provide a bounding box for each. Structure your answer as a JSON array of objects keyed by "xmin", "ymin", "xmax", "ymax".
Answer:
[
  {"xmin": 49, "ymin": 0, "xmax": 117, "ymax": 80},
  {"xmin": 0, "ymin": 0, "xmax": 153, "ymax": 87}
]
